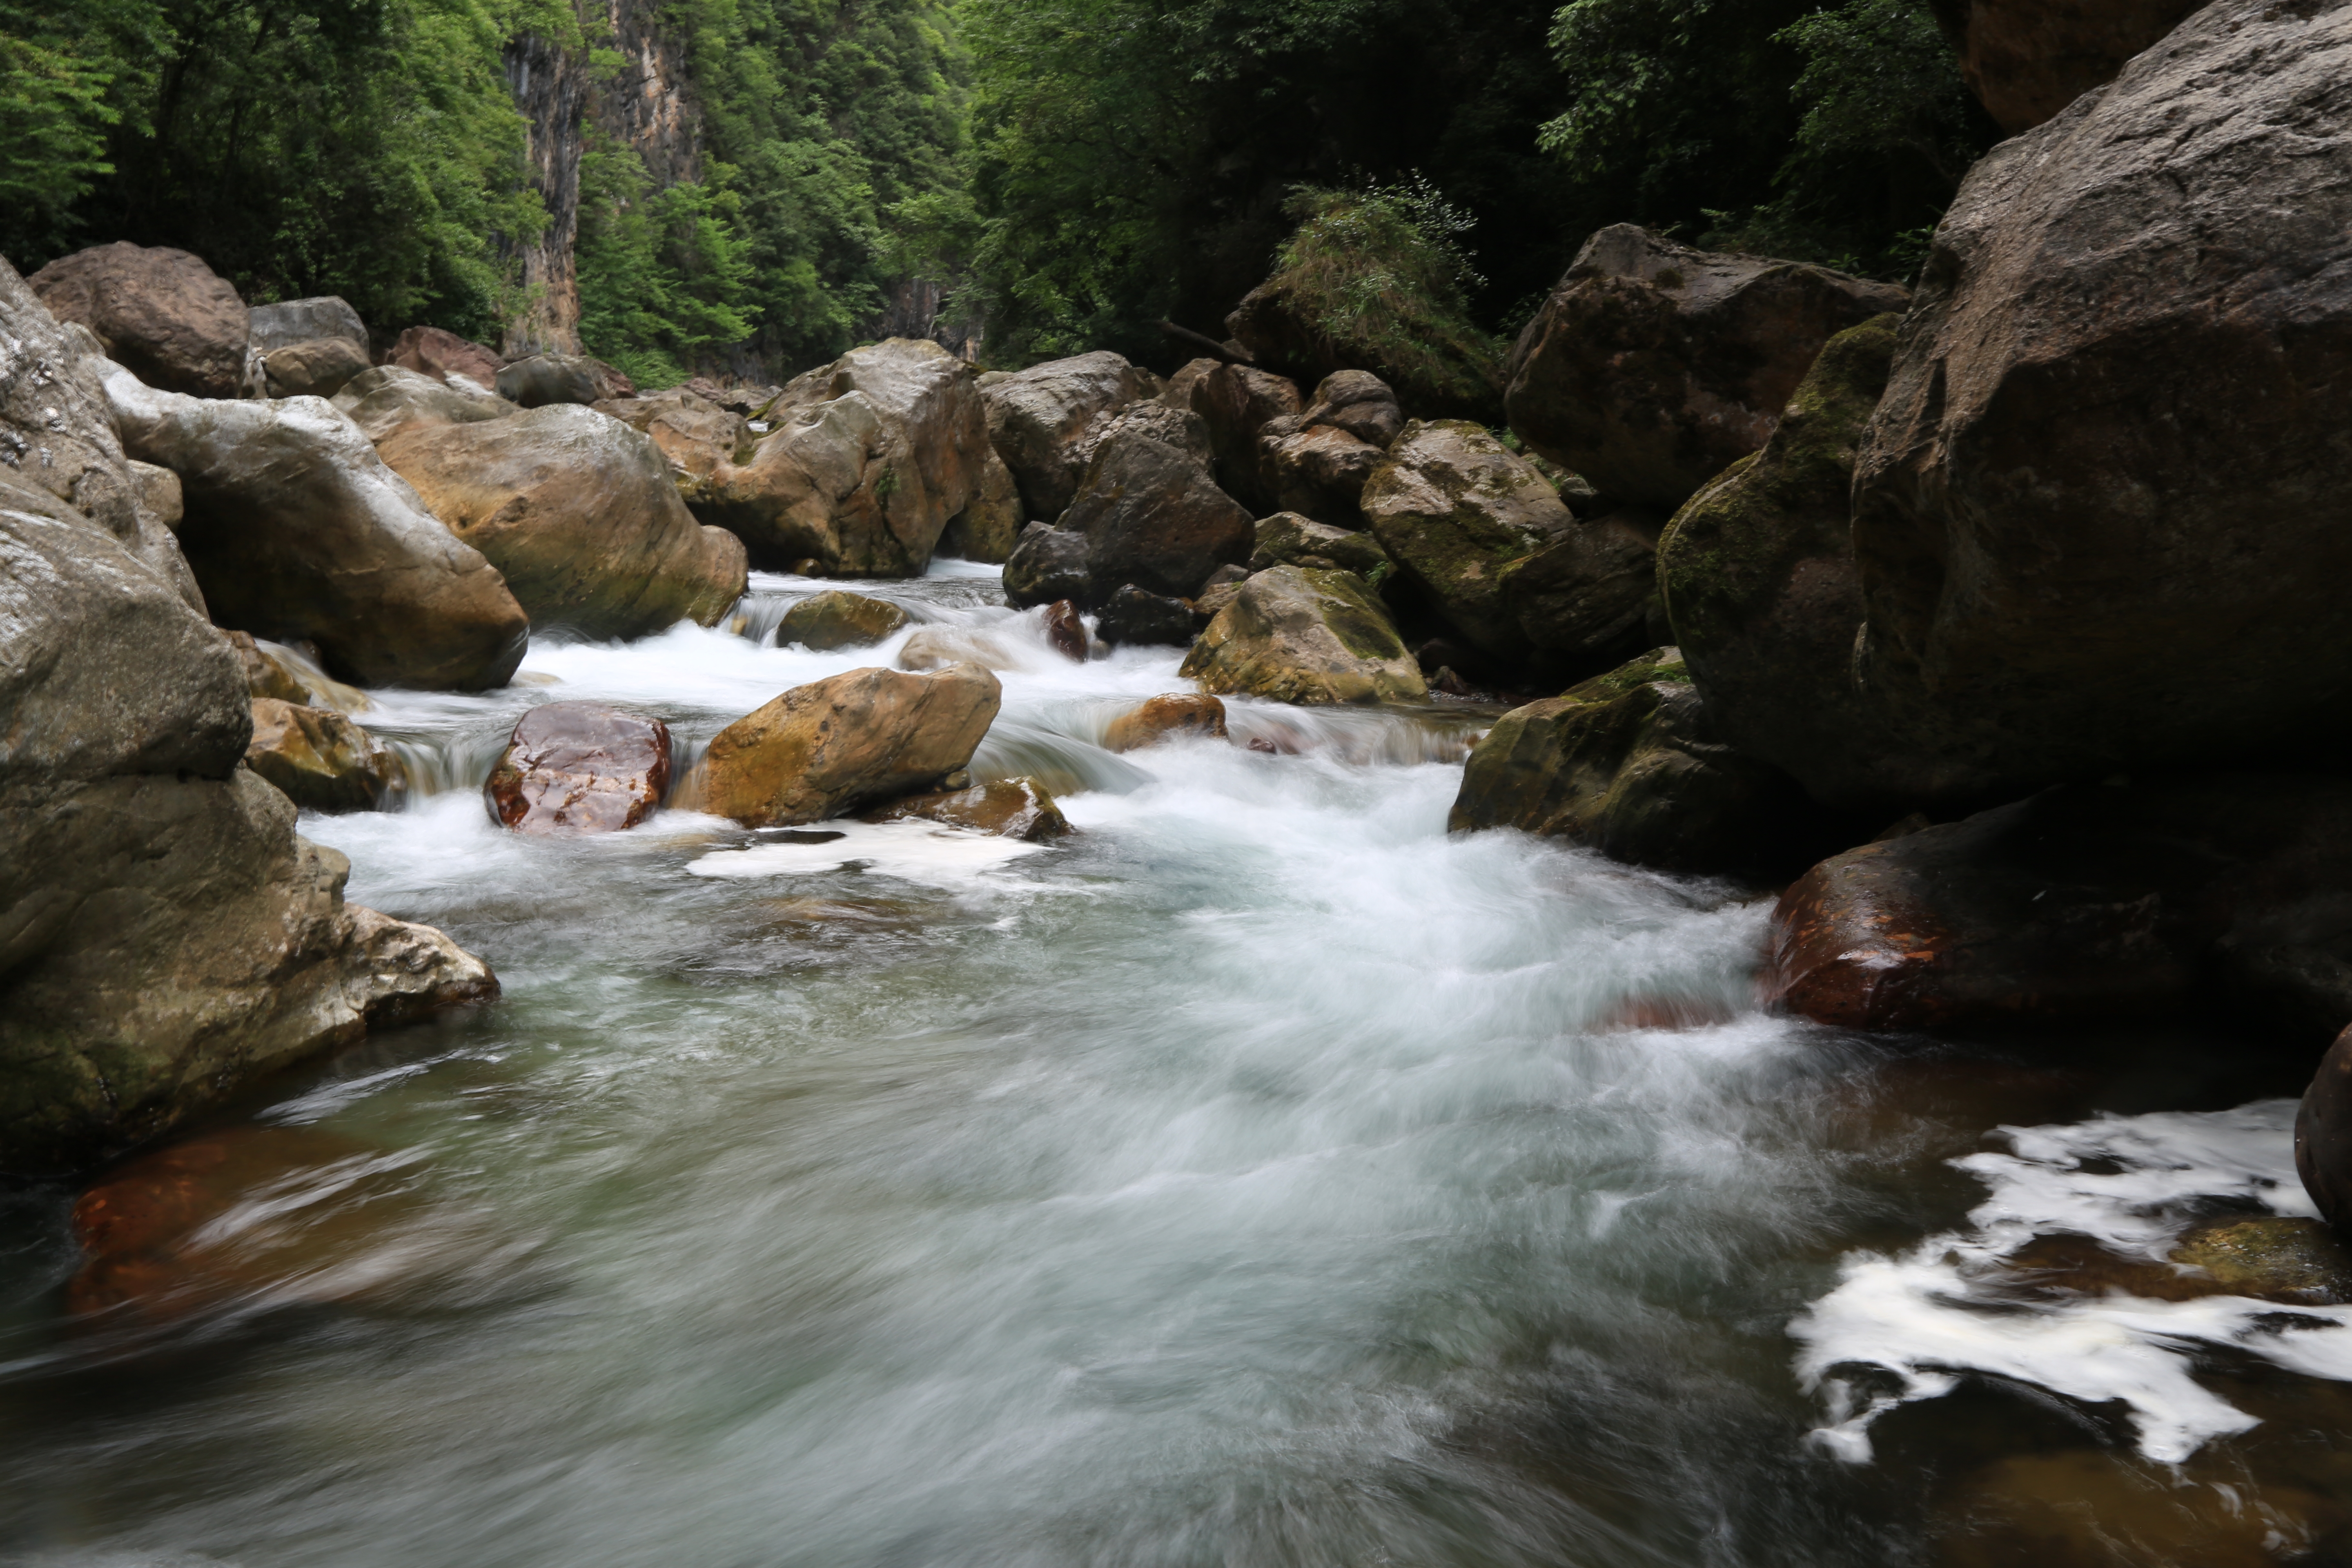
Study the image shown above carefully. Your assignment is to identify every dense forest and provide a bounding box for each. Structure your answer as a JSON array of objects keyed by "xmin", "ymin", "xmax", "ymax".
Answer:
[{"xmin": 0, "ymin": 0, "xmax": 1996, "ymax": 383}]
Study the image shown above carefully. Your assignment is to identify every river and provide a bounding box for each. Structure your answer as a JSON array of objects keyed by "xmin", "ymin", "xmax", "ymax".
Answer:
[{"xmin": 2, "ymin": 563, "xmax": 2349, "ymax": 1566}]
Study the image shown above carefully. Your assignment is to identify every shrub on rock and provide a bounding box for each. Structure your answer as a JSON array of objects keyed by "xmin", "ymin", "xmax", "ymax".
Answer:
[
  {"xmin": 484, "ymin": 702, "xmax": 673, "ymax": 835},
  {"xmin": 1506, "ymin": 225, "xmax": 1907, "ymax": 508},
  {"xmin": 1180, "ymin": 566, "xmax": 1425, "ymax": 706},
  {"xmin": 684, "ymin": 663, "xmax": 1003, "ymax": 827},
  {"xmin": 378, "ymin": 403, "xmax": 747, "ymax": 641}
]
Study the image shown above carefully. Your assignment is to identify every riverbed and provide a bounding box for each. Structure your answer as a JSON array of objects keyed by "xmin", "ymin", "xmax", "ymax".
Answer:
[{"xmin": 2, "ymin": 564, "xmax": 2348, "ymax": 1566}]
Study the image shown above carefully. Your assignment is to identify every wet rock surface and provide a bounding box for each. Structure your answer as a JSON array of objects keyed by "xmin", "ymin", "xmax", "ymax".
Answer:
[
  {"xmin": 245, "ymin": 698, "xmax": 405, "ymax": 813},
  {"xmin": 485, "ymin": 702, "xmax": 674, "ymax": 835},
  {"xmin": 1093, "ymin": 585, "xmax": 1194, "ymax": 648},
  {"xmin": 1104, "ymin": 694, "xmax": 1229, "ymax": 752},
  {"xmin": 685, "ymin": 663, "xmax": 1004, "ymax": 827},
  {"xmin": 1002, "ymin": 524, "xmax": 1093, "ymax": 610},
  {"xmin": 862, "ymin": 777, "xmax": 1072, "ymax": 841},
  {"xmin": 1181, "ymin": 565, "xmax": 1425, "ymax": 706},
  {"xmin": 774, "ymin": 590, "xmax": 910, "ymax": 651},
  {"xmin": 332, "ymin": 365, "xmax": 520, "ymax": 445},
  {"xmin": 2300, "ymin": 1025, "xmax": 2352, "ymax": 1234},
  {"xmin": 939, "ymin": 446, "xmax": 1025, "ymax": 563},
  {"xmin": 1506, "ymin": 225, "xmax": 1907, "ymax": 509},
  {"xmin": 1061, "ymin": 423, "xmax": 1253, "ymax": 604}
]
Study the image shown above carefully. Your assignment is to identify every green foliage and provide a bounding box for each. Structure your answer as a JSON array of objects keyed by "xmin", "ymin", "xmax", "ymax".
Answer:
[
  {"xmin": 0, "ymin": 0, "xmax": 159, "ymax": 257},
  {"xmin": 1257, "ymin": 180, "xmax": 1503, "ymax": 416},
  {"xmin": 575, "ymin": 129, "xmax": 758, "ymax": 387}
]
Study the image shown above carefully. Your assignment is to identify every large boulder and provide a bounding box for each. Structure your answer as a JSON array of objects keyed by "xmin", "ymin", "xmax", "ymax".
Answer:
[
  {"xmin": 1257, "ymin": 420, "xmax": 1386, "ymax": 528},
  {"xmin": 1093, "ymin": 585, "xmax": 1194, "ymax": 648},
  {"xmin": 1768, "ymin": 775, "xmax": 2352, "ymax": 1037},
  {"xmin": 980, "ymin": 350, "xmax": 1154, "ymax": 518},
  {"xmin": 3, "ymin": 285, "xmax": 495, "ymax": 1171},
  {"xmin": 248, "ymin": 296, "xmax": 366, "ymax": 354},
  {"xmin": 104, "ymin": 365, "xmax": 528, "ymax": 690},
  {"xmin": 1449, "ymin": 650, "xmax": 1840, "ymax": 875},
  {"xmin": 700, "ymin": 338, "xmax": 988, "ymax": 577},
  {"xmin": 1180, "ymin": 566, "xmax": 1426, "ymax": 706},
  {"xmin": 1842, "ymin": 0, "xmax": 2352, "ymax": 807},
  {"xmin": 1359, "ymin": 420, "xmax": 1575, "ymax": 660},
  {"xmin": 2300, "ymin": 1025, "xmax": 2352, "ymax": 1234},
  {"xmin": 684, "ymin": 663, "xmax": 1003, "ymax": 827},
  {"xmin": 1187, "ymin": 362, "xmax": 1302, "ymax": 510},
  {"xmin": 383, "ymin": 326, "xmax": 505, "ymax": 395},
  {"xmin": 938, "ymin": 445, "xmax": 1025, "ymax": 563},
  {"xmin": 27, "ymin": 243, "xmax": 253, "ymax": 400},
  {"xmin": 1929, "ymin": 0, "xmax": 2203, "ymax": 133},
  {"xmin": 1250, "ymin": 513, "xmax": 1393, "ymax": 581},
  {"xmin": 497, "ymin": 352, "xmax": 621, "ymax": 408},
  {"xmin": 1656, "ymin": 314, "xmax": 1903, "ymax": 804},
  {"xmin": 332, "ymin": 365, "xmax": 519, "ymax": 445},
  {"xmin": 484, "ymin": 702, "xmax": 673, "ymax": 835},
  {"xmin": 1496, "ymin": 514, "xmax": 1661, "ymax": 667},
  {"xmin": 244, "ymin": 699, "xmax": 404, "ymax": 812},
  {"xmin": 1060, "ymin": 423, "xmax": 1253, "ymax": 603},
  {"xmin": 592, "ymin": 389, "xmax": 747, "ymax": 506},
  {"xmin": 1506, "ymin": 225, "xmax": 1909, "ymax": 508},
  {"xmin": 263, "ymin": 338, "xmax": 371, "ymax": 400},
  {"xmin": 1002, "ymin": 523, "xmax": 1094, "ymax": 610},
  {"xmin": 378, "ymin": 404, "xmax": 745, "ymax": 640}
]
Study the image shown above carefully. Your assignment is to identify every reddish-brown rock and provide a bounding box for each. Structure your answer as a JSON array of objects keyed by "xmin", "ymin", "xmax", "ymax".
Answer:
[
  {"xmin": 1187, "ymin": 362, "xmax": 1301, "ymax": 510},
  {"xmin": 1104, "ymin": 694, "xmax": 1229, "ymax": 753},
  {"xmin": 1506, "ymin": 225, "xmax": 1908, "ymax": 508},
  {"xmin": 29, "ymin": 243, "xmax": 252, "ymax": 399},
  {"xmin": 1929, "ymin": 0, "xmax": 2202, "ymax": 133},
  {"xmin": 2300, "ymin": 1025, "xmax": 2352, "ymax": 1235},
  {"xmin": 383, "ymin": 325, "xmax": 506, "ymax": 394},
  {"xmin": 484, "ymin": 702, "xmax": 673, "ymax": 835},
  {"xmin": 1043, "ymin": 599, "xmax": 1089, "ymax": 663},
  {"xmin": 862, "ymin": 777, "xmax": 1072, "ymax": 840}
]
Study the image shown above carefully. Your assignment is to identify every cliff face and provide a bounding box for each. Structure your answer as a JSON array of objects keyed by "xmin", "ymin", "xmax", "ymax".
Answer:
[{"xmin": 500, "ymin": 0, "xmax": 706, "ymax": 360}]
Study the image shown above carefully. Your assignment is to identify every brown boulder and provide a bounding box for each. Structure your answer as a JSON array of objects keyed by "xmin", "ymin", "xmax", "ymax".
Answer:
[
  {"xmin": 1180, "ymin": 566, "xmax": 1425, "ymax": 706},
  {"xmin": 484, "ymin": 702, "xmax": 673, "ymax": 835},
  {"xmin": 1929, "ymin": 0, "xmax": 2203, "ymax": 133},
  {"xmin": 263, "ymin": 337, "xmax": 371, "ymax": 399},
  {"xmin": 383, "ymin": 325, "xmax": 505, "ymax": 394},
  {"xmin": 939, "ymin": 446, "xmax": 1025, "ymax": 562},
  {"xmin": 700, "ymin": 339, "xmax": 988, "ymax": 577},
  {"xmin": 28, "ymin": 243, "xmax": 253, "ymax": 399},
  {"xmin": 1506, "ymin": 225, "xmax": 1909, "ymax": 508},
  {"xmin": 1258, "ymin": 420, "xmax": 1385, "ymax": 528},
  {"xmin": 862, "ymin": 777, "xmax": 1072, "ymax": 841},
  {"xmin": 775, "ymin": 590, "xmax": 910, "ymax": 650},
  {"xmin": 1844, "ymin": 0, "xmax": 2352, "ymax": 806},
  {"xmin": 593, "ymin": 390, "xmax": 747, "ymax": 504},
  {"xmin": 1187, "ymin": 361, "xmax": 1302, "ymax": 510},
  {"xmin": 1249, "ymin": 513, "xmax": 1392, "ymax": 580},
  {"xmin": 1061, "ymin": 423, "xmax": 1254, "ymax": 603},
  {"xmin": 379, "ymin": 404, "xmax": 747, "ymax": 640},
  {"xmin": 1044, "ymin": 600, "xmax": 1088, "ymax": 663},
  {"xmin": 245, "ymin": 698, "xmax": 405, "ymax": 812},
  {"xmin": 980, "ymin": 350, "xmax": 1154, "ymax": 517},
  {"xmin": 332, "ymin": 365, "xmax": 519, "ymax": 445},
  {"xmin": 2300, "ymin": 1025, "xmax": 2352, "ymax": 1234},
  {"xmin": 1104, "ymin": 694, "xmax": 1229, "ymax": 752},
  {"xmin": 683, "ymin": 663, "xmax": 1003, "ymax": 827}
]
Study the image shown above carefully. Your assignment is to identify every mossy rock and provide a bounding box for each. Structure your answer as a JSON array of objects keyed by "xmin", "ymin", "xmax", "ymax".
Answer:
[
  {"xmin": 776, "ymin": 590, "xmax": 910, "ymax": 651},
  {"xmin": 1180, "ymin": 565, "xmax": 1426, "ymax": 707}
]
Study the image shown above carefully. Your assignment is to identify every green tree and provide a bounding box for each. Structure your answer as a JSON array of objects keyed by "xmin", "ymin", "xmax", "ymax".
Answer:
[{"xmin": 574, "ymin": 128, "xmax": 758, "ymax": 386}]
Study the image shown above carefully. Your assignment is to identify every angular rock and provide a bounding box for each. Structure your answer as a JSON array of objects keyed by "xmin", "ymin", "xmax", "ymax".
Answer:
[
  {"xmin": 1657, "ymin": 315, "xmax": 1901, "ymax": 805},
  {"xmin": 1258, "ymin": 419, "xmax": 1385, "ymax": 527},
  {"xmin": 1498, "ymin": 512, "xmax": 1661, "ymax": 664},
  {"xmin": 484, "ymin": 701, "xmax": 673, "ymax": 835},
  {"xmin": 1251, "ymin": 512, "xmax": 1392, "ymax": 579},
  {"xmin": 1187, "ymin": 362, "xmax": 1302, "ymax": 510},
  {"xmin": 263, "ymin": 338, "xmax": 371, "ymax": 400},
  {"xmin": 1002, "ymin": 523, "xmax": 1092, "ymax": 610},
  {"xmin": 939, "ymin": 445, "xmax": 1024, "ymax": 563},
  {"xmin": 245, "ymin": 698, "xmax": 404, "ymax": 812},
  {"xmin": 497, "ymin": 353, "xmax": 604, "ymax": 408},
  {"xmin": 104, "ymin": 367, "xmax": 528, "ymax": 689},
  {"xmin": 1104, "ymin": 693, "xmax": 1229, "ymax": 752},
  {"xmin": 981, "ymin": 350, "xmax": 1154, "ymax": 517},
  {"xmin": 862, "ymin": 777, "xmax": 1071, "ymax": 841},
  {"xmin": 383, "ymin": 325, "xmax": 506, "ymax": 394},
  {"xmin": 1180, "ymin": 566, "xmax": 1426, "ymax": 706},
  {"xmin": 2301, "ymin": 1025, "xmax": 2352, "ymax": 1234},
  {"xmin": 1449, "ymin": 650, "xmax": 1837, "ymax": 874},
  {"xmin": 1075, "ymin": 400, "xmax": 1213, "ymax": 473},
  {"xmin": 1094, "ymin": 585, "xmax": 1195, "ymax": 648},
  {"xmin": 593, "ymin": 389, "xmax": 747, "ymax": 505},
  {"xmin": 247, "ymin": 296, "xmax": 366, "ymax": 354},
  {"xmin": 684, "ymin": 663, "xmax": 1004, "ymax": 827},
  {"xmin": 701, "ymin": 338, "xmax": 988, "ymax": 577},
  {"xmin": 1061, "ymin": 425, "xmax": 1253, "ymax": 603},
  {"xmin": 1360, "ymin": 420, "xmax": 1575, "ymax": 659},
  {"xmin": 1506, "ymin": 225, "xmax": 1909, "ymax": 508},
  {"xmin": 1768, "ymin": 776, "xmax": 2352, "ymax": 1035},
  {"xmin": 1043, "ymin": 600, "xmax": 1088, "ymax": 663},
  {"xmin": 1301, "ymin": 370, "xmax": 1404, "ymax": 449},
  {"xmin": 1931, "ymin": 0, "xmax": 2203, "ymax": 133},
  {"xmin": 775, "ymin": 590, "xmax": 909, "ymax": 651},
  {"xmin": 1846, "ymin": 0, "xmax": 2352, "ymax": 806},
  {"xmin": 128, "ymin": 461, "xmax": 183, "ymax": 535},
  {"xmin": 28, "ymin": 243, "xmax": 253, "ymax": 400},
  {"xmin": 332, "ymin": 365, "xmax": 519, "ymax": 445},
  {"xmin": 226, "ymin": 631, "xmax": 310, "ymax": 704},
  {"xmin": 378, "ymin": 403, "xmax": 747, "ymax": 640}
]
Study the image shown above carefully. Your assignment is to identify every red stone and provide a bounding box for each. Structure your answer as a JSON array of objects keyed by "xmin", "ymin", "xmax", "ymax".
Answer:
[
  {"xmin": 1043, "ymin": 599, "xmax": 1088, "ymax": 663},
  {"xmin": 383, "ymin": 325, "xmax": 506, "ymax": 393},
  {"xmin": 484, "ymin": 701, "xmax": 673, "ymax": 835}
]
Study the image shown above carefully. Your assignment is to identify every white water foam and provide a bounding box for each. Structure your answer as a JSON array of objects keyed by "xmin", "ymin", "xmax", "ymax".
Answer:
[
  {"xmin": 686, "ymin": 819, "xmax": 1051, "ymax": 889},
  {"xmin": 1791, "ymin": 1098, "xmax": 2352, "ymax": 1464}
]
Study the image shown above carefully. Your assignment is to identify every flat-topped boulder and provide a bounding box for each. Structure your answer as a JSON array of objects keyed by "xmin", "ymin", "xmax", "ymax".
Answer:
[{"xmin": 485, "ymin": 702, "xmax": 673, "ymax": 835}]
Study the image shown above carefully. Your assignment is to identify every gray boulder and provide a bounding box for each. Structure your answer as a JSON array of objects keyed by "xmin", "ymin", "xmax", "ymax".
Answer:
[
  {"xmin": 248, "ymin": 296, "xmax": 367, "ymax": 354},
  {"xmin": 333, "ymin": 365, "xmax": 519, "ymax": 445},
  {"xmin": 981, "ymin": 350, "xmax": 1154, "ymax": 517},
  {"xmin": 263, "ymin": 337, "xmax": 371, "ymax": 399},
  {"xmin": 1002, "ymin": 523, "xmax": 1093, "ymax": 610},
  {"xmin": 1061, "ymin": 423, "xmax": 1253, "ymax": 604}
]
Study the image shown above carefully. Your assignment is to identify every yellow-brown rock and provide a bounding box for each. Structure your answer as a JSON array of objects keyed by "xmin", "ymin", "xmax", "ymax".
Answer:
[
  {"xmin": 1105, "ymin": 694, "xmax": 1229, "ymax": 752},
  {"xmin": 244, "ymin": 698, "xmax": 405, "ymax": 812},
  {"xmin": 863, "ymin": 777, "xmax": 1071, "ymax": 840}
]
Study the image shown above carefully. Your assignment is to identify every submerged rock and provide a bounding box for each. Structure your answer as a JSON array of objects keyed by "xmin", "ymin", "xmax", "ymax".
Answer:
[
  {"xmin": 29, "ymin": 242, "xmax": 254, "ymax": 400},
  {"xmin": 1043, "ymin": 600, "xmax": 1089, "ymax": 663},
  {"xmin": 775, "ymin": 590, "xmax": 909, "ymax": 651},
  {"xmin": 701, "ymin": 338, "xmax": 989, "ymax": 577},
  {"xmin": 484, "ymin": 702, "xmax": 673, "ymax": 835},
  {"xmin": 685, "ymin": 663, "xmax": 1004, "ymax": 827},
  {"xmin": 378, "ymin": 403, "xmax": 747, "ymax": 641},
  {"xmin": 863, "ymin": 777, "xmax": 1072, "ymax": 841},
  {"xmin": 1180, "ymin": 566, "xmax": 1425, "ymax": 706},
  {"xmin": 245, "ymin": 698, "xmax": 405, "ymax": 812},
  {"xmin": 1448, "ymin": 649, "xmax": 1834, "ymax": 874},
  {"xmin": 1104, "ymin": 694, "xmax": 1229, "ymax": 752},
  {"xmin": 1506, "ymin": 225, "xmax": 1907, "ymax": 508}
]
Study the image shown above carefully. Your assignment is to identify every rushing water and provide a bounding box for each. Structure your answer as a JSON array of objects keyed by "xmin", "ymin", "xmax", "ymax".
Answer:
[{"xmin": 2, "ymin": 564, "xmax": 2350, "ymax": 1567}]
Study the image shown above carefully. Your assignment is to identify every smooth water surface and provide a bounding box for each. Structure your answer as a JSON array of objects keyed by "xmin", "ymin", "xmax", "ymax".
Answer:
[{"xmin": 2, "ymin": 566, "xmax": 2348, "ymax": 1567}]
